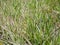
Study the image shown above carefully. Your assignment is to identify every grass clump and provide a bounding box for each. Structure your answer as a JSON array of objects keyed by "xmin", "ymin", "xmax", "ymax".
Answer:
[{"xmin": 0, "ymin": 0, "xmax": 60, "ymax": 45}]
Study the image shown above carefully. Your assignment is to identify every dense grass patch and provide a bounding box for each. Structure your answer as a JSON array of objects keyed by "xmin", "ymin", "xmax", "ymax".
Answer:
[{"xmin": 0, "ymin": 0, "xmax": 60, "ymax": 45}]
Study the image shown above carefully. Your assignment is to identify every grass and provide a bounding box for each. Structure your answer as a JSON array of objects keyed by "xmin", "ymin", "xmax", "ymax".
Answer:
[{"xmin": 0, "ymin": 0, "xmax": 60, "ymax": 45}]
